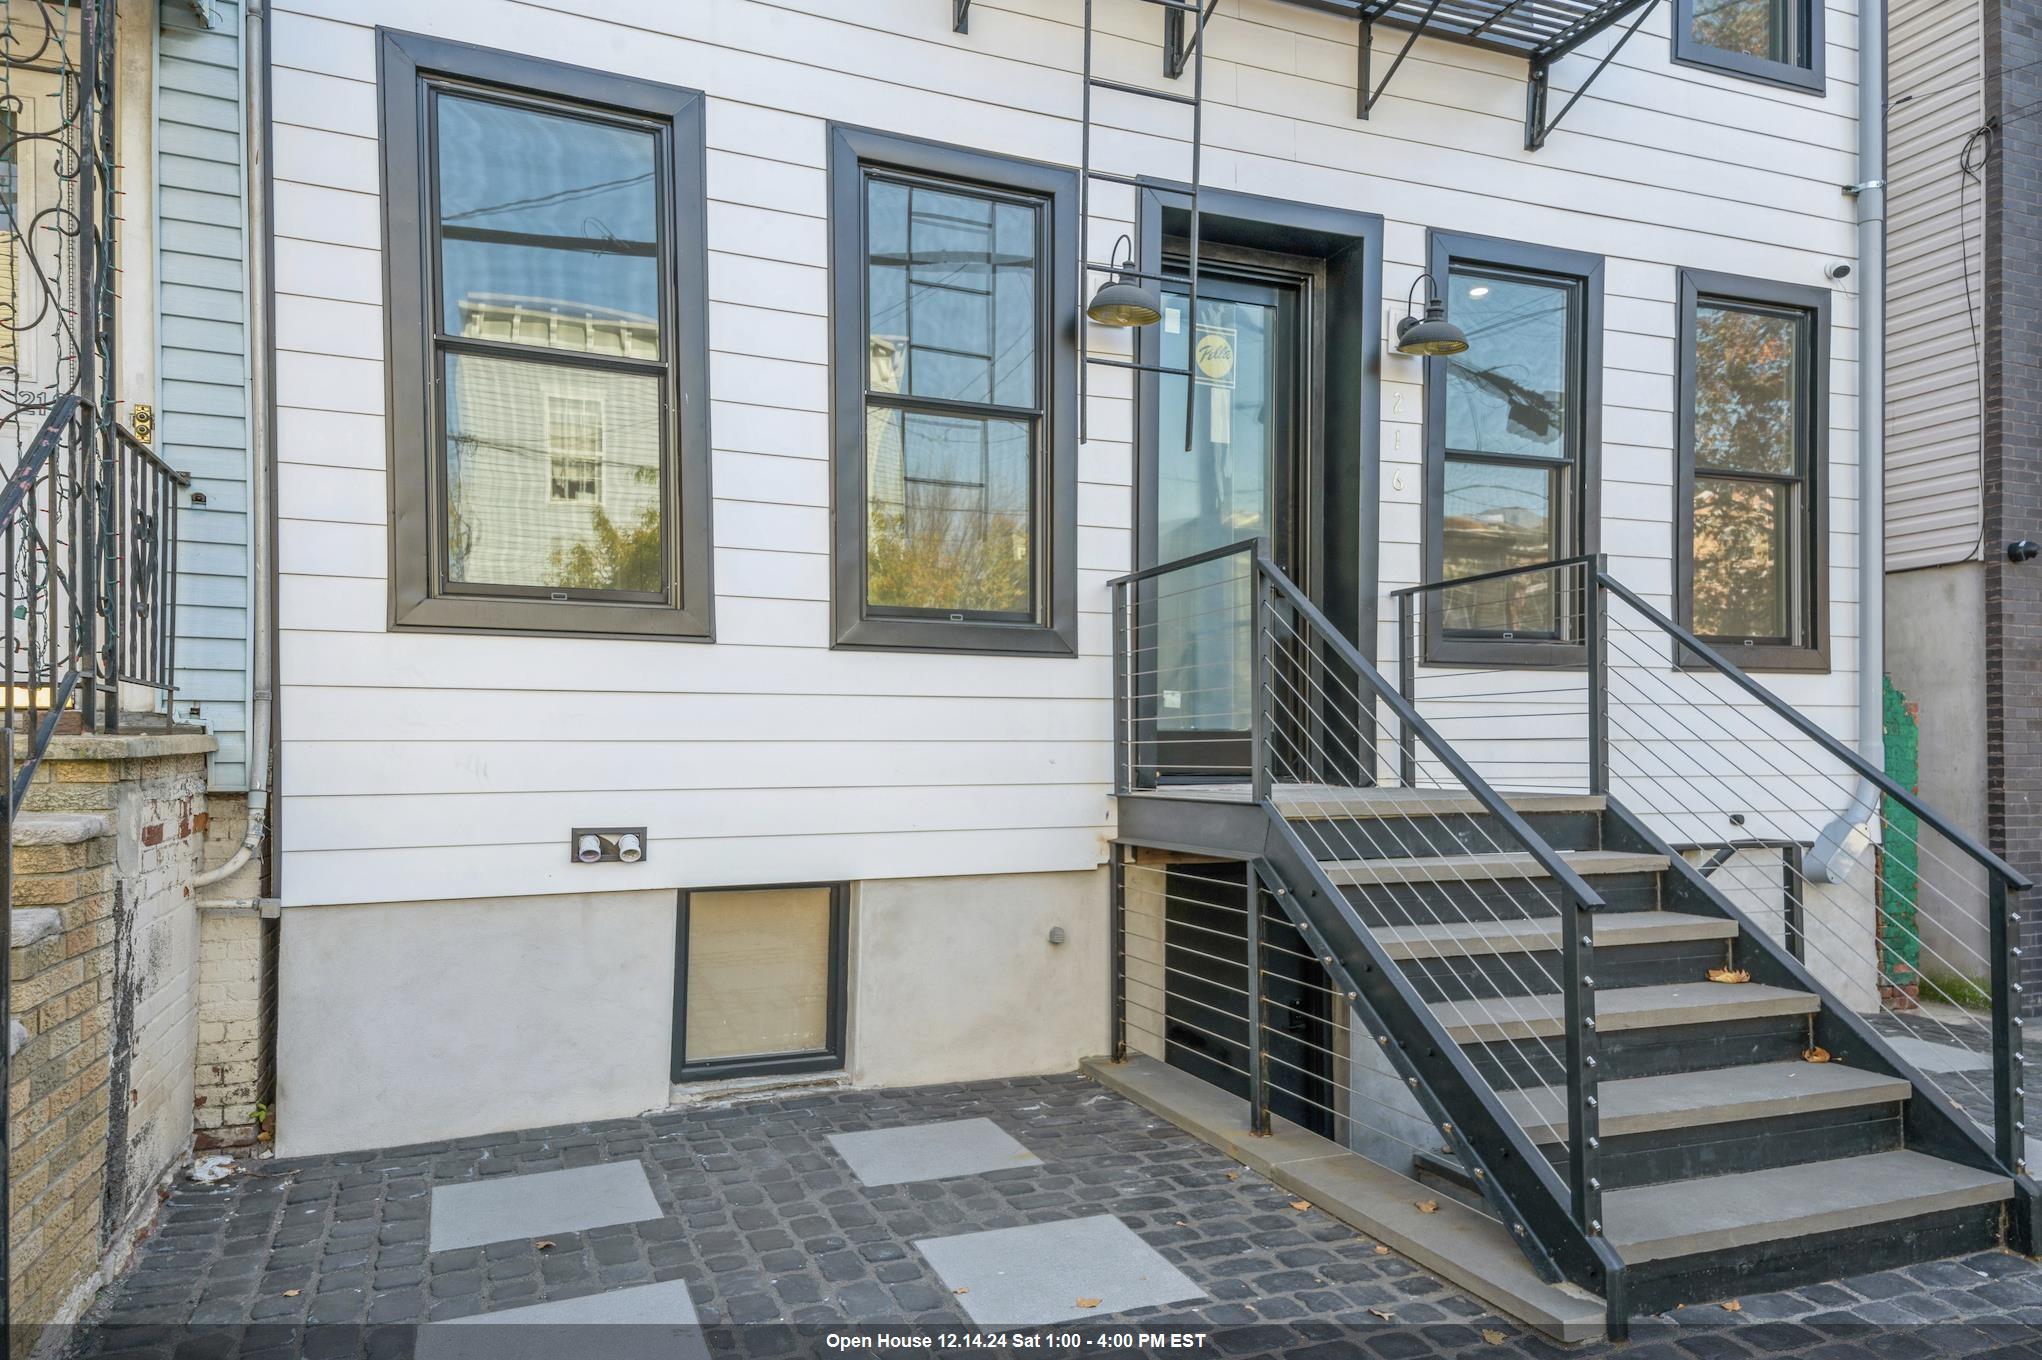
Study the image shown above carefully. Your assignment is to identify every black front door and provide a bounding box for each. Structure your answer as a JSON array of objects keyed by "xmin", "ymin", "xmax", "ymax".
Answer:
[{"xmin": 1146, "ymin": 270, "xmax": 1304, "ymax": 781}]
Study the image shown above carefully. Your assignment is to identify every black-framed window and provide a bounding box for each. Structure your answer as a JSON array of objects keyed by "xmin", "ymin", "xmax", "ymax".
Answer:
[
  {"xmin": 673, "ymin": 883, "xmax": 849, "ymax": 1083},
  {"xmin": 379, "ymin": 30, "xmax": 713, "ymax": 639},
  {"xmin": 1672, "ymin": 0, "xmax": 1824, "ymax": 92},
  {"xmin": 1422, "ymin": 232, "xmax": 1603, "ymax": 667},
  {"xmin": 1677, "ymin": 269, "xmax": 1829, "ymax": 671},
  {"xmin": 829, "ymin": 126, "xmax": 1078, "ymax": 655}
]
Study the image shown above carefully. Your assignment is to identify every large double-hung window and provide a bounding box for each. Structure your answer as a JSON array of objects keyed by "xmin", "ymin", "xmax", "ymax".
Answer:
[
  {"xmin": 1423, "ymin": 232, "xmax": 1604, "ymax": 666},
  {"xmin": 1677, "ymin": 270, "xmax": 1830, "ymax": 670},
  {"xmin": 381, "ymin": 32, "xmax": 712, "ymax": 638},
  {"xmin": 828, "ymin": 127, "xmax": 1078, "ymax": 655}
]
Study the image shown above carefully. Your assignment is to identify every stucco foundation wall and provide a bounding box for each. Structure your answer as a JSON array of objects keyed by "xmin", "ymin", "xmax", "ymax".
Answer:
[
  {"xmin": 1886, "ymin": 563, "xmax": 1992, "ymax": 976},
  {"xmin": 847, "ymin": 869, "xmax": 1109, "ymax": 1089},
  {"xmin": 274, "ymin": 891, "xmax": 677, "ymax": 1158}
]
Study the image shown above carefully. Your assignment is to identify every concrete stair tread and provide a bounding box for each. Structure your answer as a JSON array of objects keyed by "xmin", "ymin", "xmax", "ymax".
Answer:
[
  {"xmin": 1431, "ymin": 980, "xmax": 1819, "ymax": 1044},
  {"xmin": 1323, "ymin": 848, "xmax": 1666, "ymax": 887},
  {"xmin": 1375, "ymin": 910, "xmax": 1734, "ymax": 961},
  {"xmin": 1273, "ymin": 786, "xmax": 1606, "ymax": 820},
  {"xmin": 1502, "ymin": 1060, "xmax": 1914, "ymax": 1143},
  {"xmin": 1604, "ymin": 1150, "xmax": 2011, "ymax": 1263}
]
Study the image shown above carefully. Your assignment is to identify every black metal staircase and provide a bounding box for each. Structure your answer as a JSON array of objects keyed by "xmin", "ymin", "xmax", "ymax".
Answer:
[{"xmin": 1108, "ymin": 542, "xmax": 2035, "ymax": 1333}]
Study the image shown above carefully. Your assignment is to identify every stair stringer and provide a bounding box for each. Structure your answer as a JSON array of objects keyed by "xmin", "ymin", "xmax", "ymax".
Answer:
[
  {"xmin": 1253, "ymin": 801, "xmax": 1630, "ymax": 1322},
  {"xmin": 1599, "ymin": 796, "xmax": 2042, "ymax": 1253}
]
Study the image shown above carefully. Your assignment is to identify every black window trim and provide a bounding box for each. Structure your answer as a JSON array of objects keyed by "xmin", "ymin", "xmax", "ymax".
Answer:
[
  {"xmin": 1421, "ymin": 230, "xmax": 1604, "ymax": 669},
  {"xmin": 828, "ymin": 124, "xmax": 1079, "ymax": 656},
  {"xmin": 1671, "ymin": 0, "xmax": 1826, "ymax": 93},
  {"xmin": 379, "ymin": 28, "xmax": 714, "ymax": 640},
  {"xmin": 1675, "ymin": 267, "xmax": 1831, "ymax": 673},
  {"xmin": 672, "ymin": 881, "xmax": 850, "ymax": 1084}
]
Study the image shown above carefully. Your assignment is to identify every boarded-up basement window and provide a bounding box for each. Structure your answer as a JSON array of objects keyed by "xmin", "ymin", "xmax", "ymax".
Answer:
[{"xmin": 678, "ymin": 885, "xmax": 844, "ymax": 1078}]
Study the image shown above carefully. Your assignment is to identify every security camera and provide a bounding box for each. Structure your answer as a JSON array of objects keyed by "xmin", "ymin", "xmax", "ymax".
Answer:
[
  {"xmin": 2011, "ymin": 539, "xmax": 2040, "ymax": 564},
  {"xmin": 1824, "ymin": 261, "xmax": 1852, "ymax": 282}
]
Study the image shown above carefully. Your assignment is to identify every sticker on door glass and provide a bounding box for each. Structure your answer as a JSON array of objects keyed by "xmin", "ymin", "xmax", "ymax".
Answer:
[{"xmin": 1194, "ymin": 323, "xmax": 1237, "ymax": 388}]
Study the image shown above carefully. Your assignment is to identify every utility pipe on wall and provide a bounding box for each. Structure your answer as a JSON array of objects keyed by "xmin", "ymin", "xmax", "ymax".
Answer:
[
  {"xmin": 194, "ymin": 0, "xmax": 273, "ymax": 893},
  {"xmin": 1809, "ymin": 0, "xmax": 1886, "ymax": 883}
]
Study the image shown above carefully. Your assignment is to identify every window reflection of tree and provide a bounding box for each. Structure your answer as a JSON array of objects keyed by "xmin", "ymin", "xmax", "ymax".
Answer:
[{"xmin": 1690, "ymin": 300, "xmax": 1803, "ymax": 643}]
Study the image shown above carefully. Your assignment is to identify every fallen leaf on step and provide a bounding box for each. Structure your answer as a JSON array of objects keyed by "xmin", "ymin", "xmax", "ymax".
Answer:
[
  {"xmin": 1289, "ymin": 1200, "xmax": 1312, "ymax": 1212},
  {"xmin": 1802, "ymin": 1046, "xmax": 1832, "ymax": 1063},
  {"xmin": 1706, "ymin": 967, "xmax": 1751, "ymax": 984},
  {"xmin": 1482, "ymin": 1330, "xmax": 1508, "ymax": 1345},
  {"xmin": 1368, "ymin": 1307, "xmax": 1396, "ymax": 1321},
  {"xmin": 1075, "ymin": 1298, "xmax": 1102, "ymax": 1309},
  {"xmin": 535, "ymin": 1240, "xmax": 557, "ymax": 1251},
  {"xmin": 1374, "ymin": 1245, "xmax": 1390, "ymax": 1255},
  {"xmin": 1226, "ymin": 1171, "xmax": 1239, "ymax": 1181},
  {"xmin": 1416, "ymin": 1199, "xmax": 1439, "ymax": 1214},
  {"xmin": 1722, "ymin": 1300, "xmax": 1743, "ymax": 1312},
  {"xmin": 282, "ymin": 1290, "xmax": 300, "ymax": 1298},
  {"xmin": 953, "ymin": 1287, "xmax": 970, "ymax": 1295}
]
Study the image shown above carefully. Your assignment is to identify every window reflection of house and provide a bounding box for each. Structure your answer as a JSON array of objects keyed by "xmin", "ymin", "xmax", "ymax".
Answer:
[{"xmin": 444, "ymin": 294, "xmax": 662, "ymax": 592}]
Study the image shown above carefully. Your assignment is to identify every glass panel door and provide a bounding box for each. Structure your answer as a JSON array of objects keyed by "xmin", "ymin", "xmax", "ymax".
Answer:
[{"xmin": 1149, "ymin": 273, "xmax": 1298, "ymax": 780}]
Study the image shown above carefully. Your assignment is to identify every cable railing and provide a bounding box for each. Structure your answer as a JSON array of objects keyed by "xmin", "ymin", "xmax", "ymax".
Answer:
[
  {"xmin": 1390, "ymin": 555, "xmax": 2036, "ymax": 1192},
  {"xmin": 1109, "ymin": 540, "xmax": 1621, "ymax": 1304}
]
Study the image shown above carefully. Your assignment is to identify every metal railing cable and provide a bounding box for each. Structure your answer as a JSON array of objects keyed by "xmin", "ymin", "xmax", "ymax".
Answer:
[
  {"xmin": 1111, "ymin": 542, "xmax": 1614, "ymax": 1272},
  {"xmin": 1389, "ymin": 552, "xmax": 2034, "ymax": 1193},
  {"xmin": 1253, "ymin": 629, "xmax": 1587, "ymax": 1097},
  {"xmin": 1587, "ymin": 621, "xmax": 2006, "ymax": 1123}
]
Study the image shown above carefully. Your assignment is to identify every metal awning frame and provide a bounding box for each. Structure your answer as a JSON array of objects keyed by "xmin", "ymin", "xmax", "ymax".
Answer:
[
  {"xmin": 1348, "ymin": 0, "xmax": 1668, "ymax": 149},
  {"xmin": 953, "ymin": 0, "xmax": 1665, "ymax": 150}
]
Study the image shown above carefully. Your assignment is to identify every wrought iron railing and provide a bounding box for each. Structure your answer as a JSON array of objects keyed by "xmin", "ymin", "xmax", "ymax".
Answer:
[
  {"xmin": 1389, "ymin": 555, "xmax": 2036, "ymax": 1229},
  {"xmin": 3, "ymin": 2, "xmax": 173, "ymax": 1338}
]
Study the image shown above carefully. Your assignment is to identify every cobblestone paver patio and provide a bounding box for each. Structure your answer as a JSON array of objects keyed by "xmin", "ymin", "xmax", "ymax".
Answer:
[{"xmin": 69, "ymin": 1073, "xmax": 2042, "ymax": 1358}]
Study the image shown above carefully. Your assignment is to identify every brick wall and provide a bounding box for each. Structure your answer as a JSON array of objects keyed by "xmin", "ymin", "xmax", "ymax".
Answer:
[
  {"xmin": 192, "ymin": 795, "xmax": 276, "ymax": 1151},
  {"xmin": 8, "ymin": 811, "xmax": 115, "ymax": 1358},
  {"xmin": 1984, "ymin": 0, "xmax": 2042, "ymax": 1003},
  {"xmin": 7, "ymin": 731, "xmax": 216, "ymax": 1355}
]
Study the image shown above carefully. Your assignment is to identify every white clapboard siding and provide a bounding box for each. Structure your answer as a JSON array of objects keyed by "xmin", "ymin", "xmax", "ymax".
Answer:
[
  {"xmin": 159, "ymin": 0, "xmax": 252, "ymax": 789},
  {"xmin": 1886, "ymin": 0, "xmax": 1985, "ymax": 570},
  {"xmin": 270, "ymin": 0, "xmax": 1864, "ymax": 907}
]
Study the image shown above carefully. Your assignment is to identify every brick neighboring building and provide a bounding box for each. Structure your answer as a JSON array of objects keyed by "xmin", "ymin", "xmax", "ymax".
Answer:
[{"xmin": 1886, "ymin": 0, "xmax": 2042, "ymax": 1004}]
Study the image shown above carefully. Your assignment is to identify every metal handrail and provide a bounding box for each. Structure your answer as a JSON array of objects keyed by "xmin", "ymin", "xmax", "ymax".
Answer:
[
  {"xmin": 1388, "ymin": 552, "xmax": 1600, "ymax": 600},
  {"xmin": 1255, "ymin": 554, "xmax": 1608, "ymax": 912},
  {"xmin": 0, "ymin": 394, "xmax": 80, "ymax": 527},
  {"xmin": 1593, "ymin": 570, "xmax": 2031, "ymax": 891}
]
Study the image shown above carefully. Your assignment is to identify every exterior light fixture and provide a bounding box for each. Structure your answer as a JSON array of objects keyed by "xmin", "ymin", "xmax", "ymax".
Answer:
[
  {"xmin": 1086, "ymin": 234, "xmax": 1162, "ymax": 328},
  {"xmin": 1395, "ymin": 271, "xmax": 1470, "ymax": 357}
]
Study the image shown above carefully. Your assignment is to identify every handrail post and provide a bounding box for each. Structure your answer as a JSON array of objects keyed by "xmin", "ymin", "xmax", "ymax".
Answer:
[
  {"xmin": 1396, "ymin": 591, "xmax": 1417, "ymax": 787},
  {"xmin": 1586, "ymin": 556, "xmax": 1608, "ymax": 797},
  {"xmin": 1250, "ymin": 562, "xmax": 1271, "ymax": 800},
  {"xmin": 1111, "ymin": 579, "xmax": 1130, "ymax": 797},
  {"xmin": 1110, "ymin": 844, "xmax": 1128, "ymax": 1063},
  {"xmin": 1245, "ymin": 864, "xmax": 1270, "ymax": 1135},
  {"xmin": 1991, "ymin": 875, "xmax": 2026, "ymax": 1182},
  {"xmin": 1561, "ymin": 879, "xmax": 1603, "ymax": 1236}
]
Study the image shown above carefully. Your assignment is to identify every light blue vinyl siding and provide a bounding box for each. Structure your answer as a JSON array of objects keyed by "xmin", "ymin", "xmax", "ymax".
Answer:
[{"xmin": 158, "ymin": 0, "xmax": 251, "ymax": 789}]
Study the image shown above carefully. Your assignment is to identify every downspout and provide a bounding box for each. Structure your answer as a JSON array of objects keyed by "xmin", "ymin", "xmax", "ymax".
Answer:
[
  {"xmin": 193, "ymin": 0, "xmax": 271, "ymax": 893},
  {"xmin": 1808, "ymin": 0, "xmax": 1886, "ymax": 883}
]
